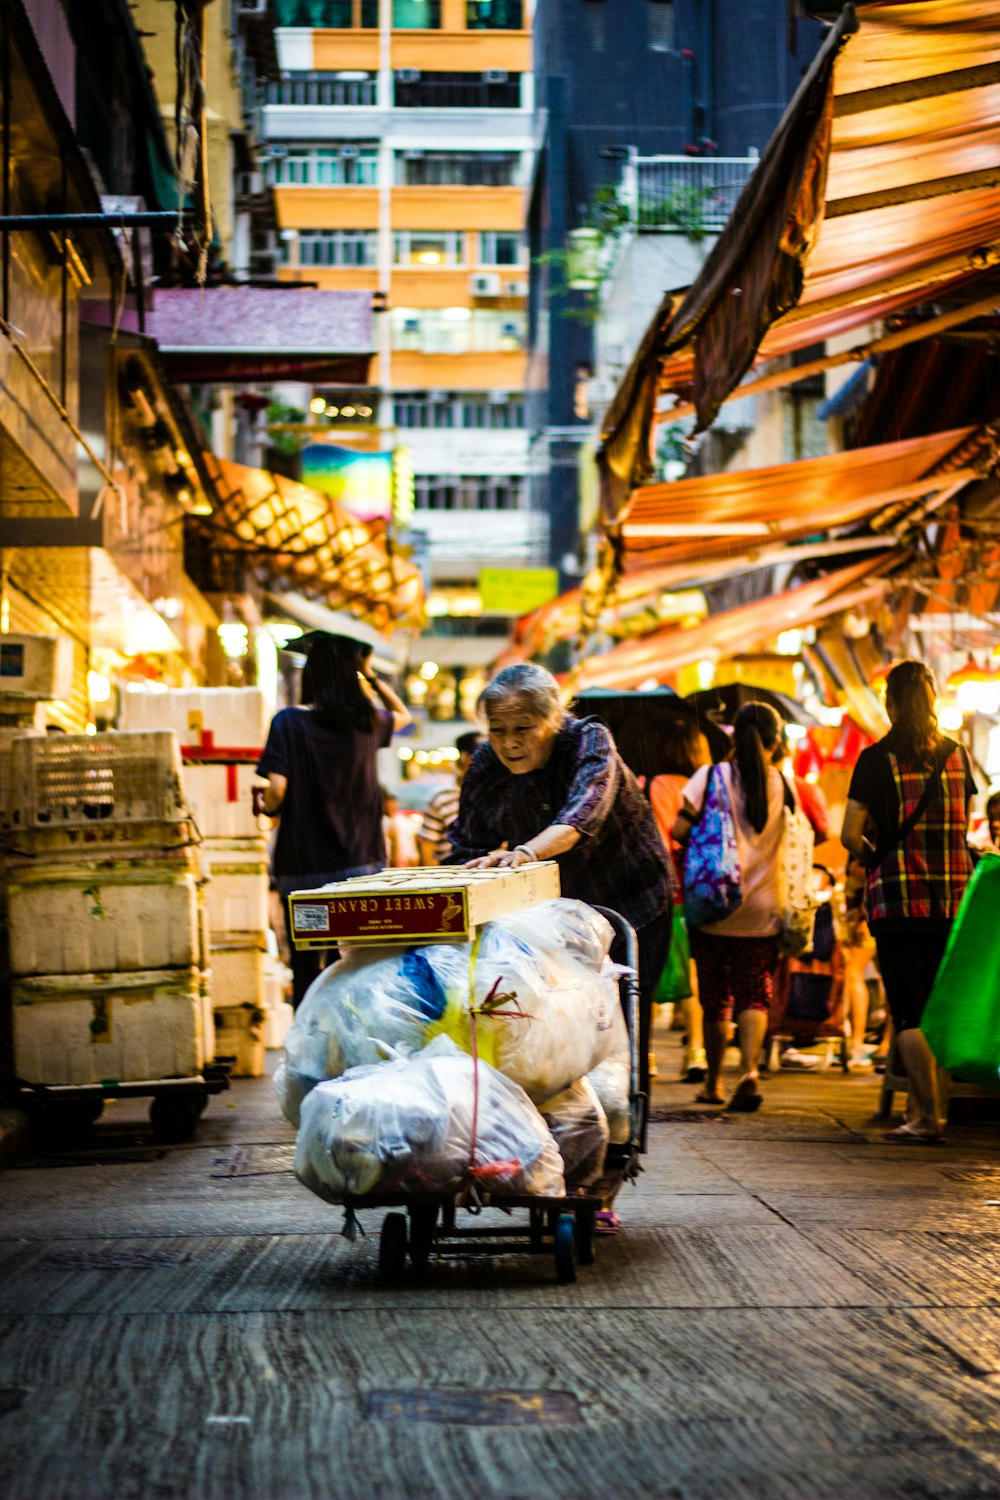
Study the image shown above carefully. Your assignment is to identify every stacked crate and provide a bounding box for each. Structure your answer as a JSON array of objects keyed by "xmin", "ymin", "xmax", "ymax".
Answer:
[
  {"xmin": 123, "ymin": 688, "xmax": 284, "ymax": 1075},
  {"xmin": 4, "ymin": 731, "xmax": 211, "ymax": 1088}
]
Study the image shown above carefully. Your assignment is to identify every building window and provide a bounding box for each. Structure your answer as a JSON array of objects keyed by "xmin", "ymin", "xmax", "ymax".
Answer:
[
  {"xmin": 396, "ymin": 151, "xmax": 520, "ymax": 186},
  {"xmin": 466, "ymin": 0, "xmax": 523, "ymax": 26},
  {"xmin": 393, "ymin": 0, "xmax": 441, "ymax": 26},
  {"xmin": 414, "ymin": 474, "xmax": 525, "ymax": 511},
  {"xmin": 478, "ymin": 231, "xmax": 524, "ymax": 267},
  {"xmin": 289, "ymin": 229, "xmax": 378, "ymax": 266},
  {"xmin": 267, "ymin": 72, "xmax": 378, "ymax": 106},
  {"xmin": 390, "ymin": 309, "xmax": 525, "ymax": 353},
  {"xmin": 271, "ymin": 144, "xmax": 379, "ymax": 186},
  {"xmin": 649, "ymin": 0, "xmax": 675, "ymax": 51},
  {"xmin": 394, "ymin": 392, "xmax": 525, "ymax": 428},
  {"xmin": 393, "ymin": 71, "xmax": 522, "ymax": 108},
  {"xmin": 393, "ymin": 231, "xmax": 465, "ymax": 267},
  {"xmin": 273, "ymin": 1, "xmax": 378, "ymax": 23}
]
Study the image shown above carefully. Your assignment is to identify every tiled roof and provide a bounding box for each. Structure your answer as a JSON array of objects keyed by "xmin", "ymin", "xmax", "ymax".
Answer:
[{"xmin": 148, "ymin": 287, "xmax": 374, "ymax": 353}]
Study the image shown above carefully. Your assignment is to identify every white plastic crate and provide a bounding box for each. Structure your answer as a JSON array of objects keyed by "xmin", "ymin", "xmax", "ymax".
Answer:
[
  {"xmin": 212, "ymin": 1002, "xmax": 265, "ymax": 1077},
  {"xmin": 208, "ymin": 939, "xmax": 266, "ymax": 1009},
  {"xmin": 12, "ymin": 967, "xmax": 207, "ymax": 1086},
  {"xmin": 182, "ymin": 763, "xmax": 268, "ymax": 841},
  {"xmin": 11, "ymin": 731, "xmax": 188, "ymax": 830},
  {"xmin": 203, "ymin": 838, "xmax": 270, "ymax": 937},
  {"xmin": 121, "ymin": 687, "xmax": 269, "ymax": 757},
  {"xmin": 0, "ymin": 727, "xmax": 41, "ymax": 829},
  {"xmin": 7, "ymin": 856, "xmax": 201, "ymax": 976}
]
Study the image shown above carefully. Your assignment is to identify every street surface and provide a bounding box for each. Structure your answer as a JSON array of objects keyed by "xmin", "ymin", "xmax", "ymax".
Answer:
[{"xmin": 3, "ymin": 1025, "xmax": 1000, "ymax": 1500}]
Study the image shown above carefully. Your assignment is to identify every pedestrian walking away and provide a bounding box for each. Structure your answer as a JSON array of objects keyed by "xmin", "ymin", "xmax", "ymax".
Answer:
[
  {"xmin": 256, "ymin": 632, "xmax": 412, "ymax": 1007},
  {"xmin": 446, "ymin": 663, "xmax": 675, "ymax": 1149},
  {"xmin": 841, "ymin": 658, "xmax": 976, "ymax": 1143},
  {"xmin": 673, "ymin": 703, "xmax": 791, "ymax": 1113}
]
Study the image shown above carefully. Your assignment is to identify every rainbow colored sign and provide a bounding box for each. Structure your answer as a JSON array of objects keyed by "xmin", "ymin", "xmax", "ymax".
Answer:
[{"xmin": 300, "ymin": 443, "xmax": 393, "ymax": 522}]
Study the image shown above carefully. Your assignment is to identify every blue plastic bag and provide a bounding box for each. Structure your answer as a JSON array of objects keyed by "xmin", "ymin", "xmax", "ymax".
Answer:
[{"xmin": 683, "ymin": 765, "xmax": 743, "ymax": 930}]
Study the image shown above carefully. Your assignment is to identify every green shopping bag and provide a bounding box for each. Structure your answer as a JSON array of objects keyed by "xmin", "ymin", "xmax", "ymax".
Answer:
[
  {"xmin": 921, "ymin": 853, "xmax": 1000, "ymax": 1090},
  {"xmin": 654, "ymin": 905, "xmax": 693, "ymax": 1005}
]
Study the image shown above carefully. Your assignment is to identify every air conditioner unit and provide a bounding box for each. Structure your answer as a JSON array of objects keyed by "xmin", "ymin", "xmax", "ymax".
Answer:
[
  {"xmin": 403, "ymin": 149, "xmax": 424, "ymax": 159},
  {"xmin": 470, "ymin": 272, "xmax": 501, "ymax": 297},
  {"xmin": 0, "ymin": 634, "xmax": 73, "ymax": 702},
  {"xmin": 504, "ymin": 278, "xmax": 528, "ymax": 297},
  {"xmin": 484, "ymin": 69, "xmax": 508, "ymax": 84},
  {"xmin": 397, "ymin": 69, "xmax": 421, "ymax": 83},
  {"xmin": 340, "ymin": 145, "xmax": 359, "ymax": 158}
]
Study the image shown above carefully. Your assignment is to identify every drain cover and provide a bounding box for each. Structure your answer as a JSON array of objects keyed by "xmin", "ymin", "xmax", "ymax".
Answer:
[
  {"xmin": 40, "ymin": 1248, "xmax": 189, "ymax": 1270},
  {"xmin": 648, "ymin": 1109, "xmax": 734, "ymax": 1124},
  {"xmin": 364, "ymin": 1390, "xmax": 581, "ymax": 1426},
  {"xmin": 212, "ymin": 1144, "xmax": 295, "ymax": 1178}
]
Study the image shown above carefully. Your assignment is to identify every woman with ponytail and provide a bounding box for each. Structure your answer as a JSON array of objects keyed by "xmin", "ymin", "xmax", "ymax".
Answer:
[
  {"xmin": 842, "ymin": 659, "xmax": 976, "ymax": 1142},
  {"xmin": 672, "ymin": 702, "xmax": 788, "ymax": 1112}
]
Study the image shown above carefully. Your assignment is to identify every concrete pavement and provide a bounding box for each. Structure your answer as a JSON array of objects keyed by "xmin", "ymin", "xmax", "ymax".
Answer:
[{"xmin": 3, "ymin": 1025, "xmax": 1000, "ymax": 1499}]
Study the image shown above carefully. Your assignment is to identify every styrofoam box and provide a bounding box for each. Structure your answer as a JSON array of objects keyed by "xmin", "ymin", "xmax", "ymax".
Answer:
[
  {"xmin": 203, "ymin": 839, "xmax": 270, "ymax": 937},
  {"xmin": 121, "ymin": 687, "xmax": 269, "ymax": 754},
  {"xmin": 7, "ymin": 857, "xmax": 201, "ymax": 976},
  {"xmin": 212, "ymin": 1003, "xmax": 265, "ymax": 1078},
  {"xmin": 264, "ymin": 1000, "xmax": 294, "ymax": 1052},
  {"xmin": 12, "ymin": 967, "xmax": 206, "ymax": 1086},
  {"xmin": 182, "ymin": 763, "xmax": 268, "ymax": 841},
  {"xmin": 208, "ymin": 940, "xmax": 266, "ymax": 1009}
]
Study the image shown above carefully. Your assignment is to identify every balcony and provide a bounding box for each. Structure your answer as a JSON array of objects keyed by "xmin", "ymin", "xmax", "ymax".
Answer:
[
  {"xmin": 623, "ymin": 153, "xmax": 759, "ymax": 234},
  {"xmin": 466, "ymin": 0, "xmax": 523, "ymax": 26}
]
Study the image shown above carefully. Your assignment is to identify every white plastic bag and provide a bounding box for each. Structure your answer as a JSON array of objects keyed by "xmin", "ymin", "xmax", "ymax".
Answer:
[
  {"xmin": 587, "ymin": 1021, "xmax": 632, "ymax": 1146},
  {"xmin": 293, "ymin": 1035, "xmax": 565, "ymax": 1205},
  {"xmin": 541, "ymin": 1078, "xmax": 610, "ymax": 1186},
  {"xmin": 277, "ymin": 898, "xmax": 625, "ymax": 1122}
]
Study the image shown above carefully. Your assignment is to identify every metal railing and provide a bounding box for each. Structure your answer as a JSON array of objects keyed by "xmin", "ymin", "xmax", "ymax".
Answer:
[{"xmin": 624, "ymin": 153, "xmax": 759, "ymax": 234}]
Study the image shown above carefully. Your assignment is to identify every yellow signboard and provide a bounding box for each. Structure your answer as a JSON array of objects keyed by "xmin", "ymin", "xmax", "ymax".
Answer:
[{"xmin": 479, "ymin": 567, "xmax": 559, "ymax": 617}]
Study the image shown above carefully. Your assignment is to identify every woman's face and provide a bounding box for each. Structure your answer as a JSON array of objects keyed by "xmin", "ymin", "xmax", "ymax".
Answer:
[{"xmin": 486, "ymin": 696, "xmax": 557, "ymax": 775}]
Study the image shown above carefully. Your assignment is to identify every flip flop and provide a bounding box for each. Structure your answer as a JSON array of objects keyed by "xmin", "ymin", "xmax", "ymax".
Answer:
[
  {"xmin": 726, "ymin": 1078, "xmax": 763, "ymax": 1113},
  {"xmin": 886, "ymin": 1122, "xmax": 945, "ymax": 1145},
  {"xmin": 694, "ymin": 1089, "xmax": 725, "ymax": 1105}
]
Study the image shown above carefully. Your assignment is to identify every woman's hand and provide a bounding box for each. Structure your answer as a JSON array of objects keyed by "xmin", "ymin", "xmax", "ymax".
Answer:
[{"xmin": 465, "ymin": 845, "xmax": 532, "ymax": 870}]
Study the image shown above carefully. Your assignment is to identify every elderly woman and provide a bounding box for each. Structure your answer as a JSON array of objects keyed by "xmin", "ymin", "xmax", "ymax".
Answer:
[{"xmin": 447, "ymin": 663, "xmax": 676, "ymax": 1104}]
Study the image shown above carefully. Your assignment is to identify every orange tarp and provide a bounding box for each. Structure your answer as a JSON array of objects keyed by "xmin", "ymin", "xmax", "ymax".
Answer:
[
  {"xmin": 574, "ymin": 555, "xmax": 894, "ymax": 691},
  {"xmin": 599, "ymin": 0, "xmax": 1000, "ymax": 508}
]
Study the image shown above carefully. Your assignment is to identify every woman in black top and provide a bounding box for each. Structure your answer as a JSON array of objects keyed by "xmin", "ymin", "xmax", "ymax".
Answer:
[{"xmin": 257, "ymin": 633, "xmax": 411, "ymax": 1006}]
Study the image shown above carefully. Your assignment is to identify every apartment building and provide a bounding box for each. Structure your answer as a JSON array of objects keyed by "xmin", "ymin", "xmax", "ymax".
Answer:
[{"xmin": 264, "ymin": 0, "xmax": 540, "ymax": 705}]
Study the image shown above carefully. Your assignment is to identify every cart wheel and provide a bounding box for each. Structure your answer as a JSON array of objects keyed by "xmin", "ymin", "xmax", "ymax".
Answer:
[
  {"xmin": 554, "ymin": 1213, "xmax": 577, "ymax": 1284},
  {"xmin": 408, "ymin": 1205, "xmax": 437, "ymax": 1265},
  {"xmin": 529, "ymin": 1206, "xmax": 545, "ymax": 1253},
  {"xmin": 379, "ymin": 1212, "xmax": 408, "ymax": 1284},
  {"xmin": 149, "ymin": 1095, "xmax": 200, "ymax": 1144},
  {"xmin": 575, "ymin": 1207, "xmax": 596, "ymax": 1266}
]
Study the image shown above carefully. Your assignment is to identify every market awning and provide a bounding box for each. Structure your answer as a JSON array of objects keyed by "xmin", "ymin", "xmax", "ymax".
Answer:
[
  {"xmin": 147, "ymin": 287, "xmax": 374, "ymax": 384},
  {"xmin": 622, "ymin": 427, "xmax": 984, "ymax": 565},
  {"xmin": 574, "ymin": 554, "xmax": 895, "ymax": 691},
  {"xmin": 599, "ymin": 0, "xmax": 1000, "ymax": 515},
  {"xmin": 196, "ymin": 455, "xmax": 423, "ymax": 631}
]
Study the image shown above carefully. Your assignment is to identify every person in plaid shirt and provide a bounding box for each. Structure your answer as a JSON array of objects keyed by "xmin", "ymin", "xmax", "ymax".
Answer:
[
  {"xmin": 417, "ymin": 731, "xmax": 484, "ymax": 865},
  {"xmin": 842, "ymin": 659, "xmax": 976, "ymax": 1143}
]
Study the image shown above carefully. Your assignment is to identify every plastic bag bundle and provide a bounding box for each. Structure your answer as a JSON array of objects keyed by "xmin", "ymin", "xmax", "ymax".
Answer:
[
  {"xmin": 588, "ymin": 1035, "xmax": 631, "ymax": 1146},
  {"xmin": 294, "ymin": 1035, "xmax": 566, "ymax": 1205},
  {"xmin": 541, "ymin": 1078, "xmax": 610, "ymax": 1186},
  {"xmin": 277, "ymin": 898, "xmax": 626, "ymax": 1122},
  {"xmin": 922, "ymin": 853, "xmax": 1000, "ymax": 1089}
]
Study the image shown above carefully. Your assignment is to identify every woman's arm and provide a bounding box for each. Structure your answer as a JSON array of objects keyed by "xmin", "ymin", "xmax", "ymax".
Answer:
[
  {"xmin": 671, "ymin": 803, "xmax": 697, "ymax": 846},
  {"xmin": 262, "ymin": 772, "xmax": 287, "ymax": 817},
  {"xmin": 841, "ymin": 798, "xmax": 876, "ymax": 864},
  {"xmin": 465, "ymin": 823, "xmax": 581, "ymax": 869},
  {"xmin": 361, "ymin": 671, "xmax": 412, "ymax": 732}
]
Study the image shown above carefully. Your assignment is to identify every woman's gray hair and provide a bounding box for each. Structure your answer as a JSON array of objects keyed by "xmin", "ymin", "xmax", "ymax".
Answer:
[{"xmin": 478, "ymin": 663, "xmax": 564, "ymax": 728}]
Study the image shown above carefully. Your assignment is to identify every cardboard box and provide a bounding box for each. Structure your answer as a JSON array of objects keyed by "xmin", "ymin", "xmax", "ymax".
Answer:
[
  {"xmin": 288, "ymin": 862, "xmax": 561, "ymax": 948},
  {"xmin": 12, "ymin": 967, "xmax": 206, "ymax": 1086}
]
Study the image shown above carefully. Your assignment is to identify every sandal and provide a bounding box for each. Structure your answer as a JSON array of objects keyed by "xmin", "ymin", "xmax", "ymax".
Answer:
[
  {"xmin": 595, "ymin": 1210, "xmax": 621, "ymax": 1236},
  {"xmin": 886, "ymin": 1122, "xmax": 945, "ymax": 1145},
  {"xmin": 694, "ymin": 1089, "xmax": 725, "ymax": 1105},
  {"xmin": 726, "ymin": 1077, "xmax": 763, "ymax": 1113}
]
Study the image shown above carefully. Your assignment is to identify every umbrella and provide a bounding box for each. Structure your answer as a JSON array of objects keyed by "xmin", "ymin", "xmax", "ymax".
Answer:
[
  {"xmin": 683, "ymin": 684, "xmax": 818, "ymax": 730},
  {"xmin": 571, "ymin": 687, "xmax": 731, "ymax": 779}
]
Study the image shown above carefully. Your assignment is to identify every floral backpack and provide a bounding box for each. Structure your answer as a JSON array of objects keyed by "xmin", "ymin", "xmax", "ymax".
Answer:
[{"xmin": 683, "ymin": 765, "xmax": 743, "ymax": 929}]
